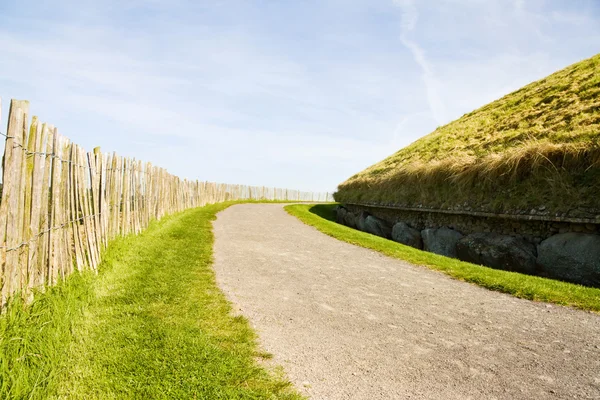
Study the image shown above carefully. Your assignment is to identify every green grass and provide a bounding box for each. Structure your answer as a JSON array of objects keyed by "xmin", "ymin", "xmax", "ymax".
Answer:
[
  {"xmin": 286, "ymin": 203, "xmax": 600, "ymax": 313},
  {"xmin": 336, "ymin": 53, "xmax": 600, "ymax": 216},
  {"xmin": 1, "ymin": 201, "xmax": 304, "ymax": 400},
  {"xmin": 0, "ymin": 273, "xmax": 95, "ymax": 398}
]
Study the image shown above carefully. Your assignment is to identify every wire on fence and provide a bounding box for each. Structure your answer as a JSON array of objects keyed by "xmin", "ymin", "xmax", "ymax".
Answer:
[
  {"xmin": 0, "ymin": 101, "xmax": 333, "ymax": 305},
  {"xmin": 0, "ymin": 213, "xmax": 101, "ymax": 251}
]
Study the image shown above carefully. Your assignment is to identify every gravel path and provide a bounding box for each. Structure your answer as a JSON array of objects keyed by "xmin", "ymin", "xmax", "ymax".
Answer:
[{"xmin": 212, "ymin": 204, "xmax": 600, "ymax": 400}]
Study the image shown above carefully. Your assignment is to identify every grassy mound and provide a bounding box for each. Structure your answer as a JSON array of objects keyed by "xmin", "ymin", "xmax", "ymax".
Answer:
[{"xmin": 335, "ymin": 53, "xmax": 600, "ymax": 217}]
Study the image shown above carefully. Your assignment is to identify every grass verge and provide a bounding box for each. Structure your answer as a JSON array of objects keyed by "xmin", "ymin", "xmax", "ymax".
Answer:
[
  {"xmin": 285, "ymin": 203, "xmax": 600, "ymax": 313},
  {"xmin": 0, "ymin": 273, "xmax": 95, "ymax": 398},
  {"xmin": 1, "ymin": 201, "xmax": 303, "ymax": 399}
]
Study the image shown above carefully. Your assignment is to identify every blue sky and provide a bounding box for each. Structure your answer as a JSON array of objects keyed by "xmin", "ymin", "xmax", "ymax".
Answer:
[{"xmin": 1, "ymin": 0, "xmax": 599, "ymax": 192}]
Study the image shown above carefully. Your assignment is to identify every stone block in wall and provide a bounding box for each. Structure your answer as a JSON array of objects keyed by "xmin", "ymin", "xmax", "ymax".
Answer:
[
  {"xmin": 391, "ymin": 222, "xmax": 422, "ymax": 249},
  {"xmin": 571, "ymin": 224, "xmax": 585, "ymax": 233},
  {"xmin": 422, "ymin": 227, "xmax": 463, "ymax": 258},
  {"xmin": 456, "ymin": 232, "xmax": 537, "ymax": 274},
  {"xmin": 335, "ymin": 206, "xmax": 347, "ymax": 224},
  {"xmin": 344, "ymin": 211, "xmax": 356, "ymax": 229},
  {"xmin": 356, "ymin": 211, "xmax": 370, "ymax": 232},
  {"xmin": 537, "ymin": 233, "xmax": 600, "ymax": 287},
  {"xmin": 364, "ymin": 216, "xmax": 392, "ymax": 238},
  {"xmin": 585, "ymin": 223, "xmax": 596, "ymax": 232}
]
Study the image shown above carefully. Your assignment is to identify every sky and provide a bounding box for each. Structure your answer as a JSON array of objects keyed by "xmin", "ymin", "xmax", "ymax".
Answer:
[{"xmin": 0, "ymin": 0, "xmax": 599, "ymax": 193}]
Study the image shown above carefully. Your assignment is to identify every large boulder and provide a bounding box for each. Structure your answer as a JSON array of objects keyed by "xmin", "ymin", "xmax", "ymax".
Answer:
[
  {"xmin": 392, "ymin": 222, "xmax": 422, "ymax": 249},
  {"xmin": 537, "ymin": 233, "xmax": 600, "ymax": 287},
  {"xmin": 456, "ymin": 232, "xmax": 537, "ymax": 274},
  {"xmin": 334, "ymin": 206, "xmax": 347, "ymax": 224},
  {"xmin": 343, "ymin": 211, "xmax": 357, "ymax": 229},
  {"xmin": 356, "ymin": 211, "xmax": 369, "ymax": 232},
  {"xmin": 422, "ymin": 227, "xmax": 463, "ymax": 258},
  {"xmin": 364, "ymin": 215, "xmax": 392, "ymax": 238}
]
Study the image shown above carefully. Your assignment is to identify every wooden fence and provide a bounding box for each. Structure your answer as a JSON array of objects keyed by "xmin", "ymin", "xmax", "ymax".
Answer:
[{"xmin": 0, "ymin": 98, "xmax": 333, "ymax": 305}]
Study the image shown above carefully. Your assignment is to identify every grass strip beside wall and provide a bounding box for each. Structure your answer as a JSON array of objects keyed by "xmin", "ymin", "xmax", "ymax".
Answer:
[
  {"xmin": 285, "ymin": 203, "xmax": 600, "ymax": 313},
  {"xmin": 0, "ymin": 201, "xmax": 303, "ymax": 399}
]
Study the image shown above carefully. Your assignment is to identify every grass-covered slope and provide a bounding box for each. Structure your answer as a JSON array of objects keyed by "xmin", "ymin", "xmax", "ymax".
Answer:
[{"xmin": 336, "ymin": 53, "xmax": 600, "ymax": 218}]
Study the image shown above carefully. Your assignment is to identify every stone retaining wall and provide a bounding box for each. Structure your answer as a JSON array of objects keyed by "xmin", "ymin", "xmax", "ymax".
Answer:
[
  {"xmin": 336, "ymin": 203, "xmax": 600, "ymax": 288},
  {"xmin": 344, "ymin": 204, "xmax": 600, "ymax": 245}
]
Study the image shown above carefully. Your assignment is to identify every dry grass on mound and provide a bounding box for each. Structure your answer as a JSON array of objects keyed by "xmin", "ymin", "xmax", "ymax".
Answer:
[
  {"xmin": 338, "ymin": 143, "xmax": 600, "ymax": 215},
  {"xmin": 337, "ymin": 53, "xmax": 600, "ymax": 215}
]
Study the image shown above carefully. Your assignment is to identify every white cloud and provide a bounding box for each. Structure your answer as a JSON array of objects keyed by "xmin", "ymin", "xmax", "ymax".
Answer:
[
  {"xmin": 393, "ymin": 0, "xmax": 448, "ymax": 124},
  {"xmin": 394, "ymin": 0, "xmax": 418, "ymax": 31}
]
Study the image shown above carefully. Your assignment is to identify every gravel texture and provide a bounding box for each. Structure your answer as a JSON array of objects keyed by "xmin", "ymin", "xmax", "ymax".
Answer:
[{"xmin": 213, "ymin": 204, "xmax": 600, "ymax": 400}]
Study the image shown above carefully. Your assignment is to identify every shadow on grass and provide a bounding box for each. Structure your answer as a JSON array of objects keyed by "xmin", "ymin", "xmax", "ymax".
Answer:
[{"xmin": 307, "ymin": 204, "xmax": 337, "ymax": 222}]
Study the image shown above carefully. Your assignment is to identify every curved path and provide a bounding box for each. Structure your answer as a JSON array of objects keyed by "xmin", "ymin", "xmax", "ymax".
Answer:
[{"xmin": 213, "ymin": 204, "xmax": 600, "ymax": 400}]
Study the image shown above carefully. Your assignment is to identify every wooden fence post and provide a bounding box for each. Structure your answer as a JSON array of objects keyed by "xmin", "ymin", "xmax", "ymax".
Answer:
[{"xmin": 0, "ymin": 100, "xmax": 29, "ymax": 303}]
